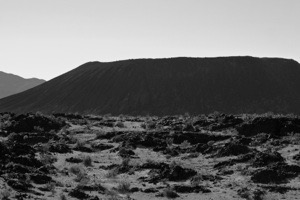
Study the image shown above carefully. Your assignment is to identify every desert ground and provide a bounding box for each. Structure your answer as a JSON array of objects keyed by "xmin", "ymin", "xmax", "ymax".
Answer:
[{"xmin": 1, "ymin": 112, "xmax": 300, "ymax": 200}]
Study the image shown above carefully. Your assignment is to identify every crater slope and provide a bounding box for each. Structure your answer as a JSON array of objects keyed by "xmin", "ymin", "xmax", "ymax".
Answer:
[{"xmin": 0, "ymin": 57, "xmax": 299, "ymax": 115}]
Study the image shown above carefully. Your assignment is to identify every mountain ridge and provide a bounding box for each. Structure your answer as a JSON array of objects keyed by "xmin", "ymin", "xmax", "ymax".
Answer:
[
  {"xmin": 0, "ymin": 71, "xmax": 45, "ymax": 99},
  {"xmin": 0, "ymin": 56, "xmax": 300, "ymax": 115}
]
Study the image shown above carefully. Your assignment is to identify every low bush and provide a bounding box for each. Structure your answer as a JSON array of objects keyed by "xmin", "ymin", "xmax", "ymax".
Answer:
[
  {"xmin": 162, "ymin": 188, "xmax": 179, "ymax": 198},
  {"xmin": 116, "ymin": 181, "xmax": 131, "ymax": 194},
  {"xmin": 83, "ymin": 156, "xmax": 92, "ymax": 167}
]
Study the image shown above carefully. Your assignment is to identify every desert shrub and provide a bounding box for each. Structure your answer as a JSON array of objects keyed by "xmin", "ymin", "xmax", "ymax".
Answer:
[
  {"xmin": 77, "ymin": 174, "xmax": 90, "ymax": 186},
  {"xmin": 118, "ymin": 147, "xmax": 135, "ymax": 158},
  {"xmin": 180, "ymin": 140, "xmax": 191, "ymax": 149},
  {"xmin": 40, "ymin": 152, "xmax": 57, "ymax": 165},
  {"xmin": 95, "ymin": 130, "xmax": 106, "ymax": 139},
  {"xmin": 69, "ymin": 165, "xmax": 88, "ymax": 183},
  {"xmin": 116, "ymin": 181, "xmax": 131, "ymax": 194},
  {"xmin": 237, "ymin": 188, "xmax": 251, "ymax": 200},
  {"xmin": 190, "ymin": 174, "xmax": 202, "ymax": 187},
  {"xmin": 166, "ymin": 138, "xmax": 174, "ymax": 147},
  {"xmin": 141, "ymin": 120, "xmax": 157, "ymax": 130},
  {"xmin": 253, "ymin": 189, "xmax": 266, "ymax": 200},
  {"xmin": 115, "ymin": 121, "xmax": 125, "ymax": 128},
  {"xmin": 185, "ymin": 152, "xmax": 199, "ymax": 159},
  {"xmin": 105, "ymin": 168, "xmax": 118, "ymax": 179},
  {"xmin": 146, "ymin": 121, "xmax": 156, "ymax": 129},
  {"xmin": 46, "ymin": 182, "xmax": 56, "ymax": 195},
  {"xmin": 184, "ymin": 112, "xmax": 191, "ymax": 119},
  {"xmin": 67, "ymin": 135, "xmax": 78, "ymax": 144},
  {"xmin": 162, "ymin": 188, "xmax": 179, "ymax": 198},
  {"xmin": 145, "ymin": 158, "xmax": 158, "ymax": 166},
  {"xmin": 0, "ymin": 188, "xmax": 11, "ymax": 200},
  {"xmin": 140, "ymin": 123, "xmax": 147, "ymax": 129},
  {"xmin": 75, "ymin": 172, "xmax": 88, "ymax": 183},
  {"xmin": 211, "ymin": 111, "xmax": 221, "ymax": 117},
  {"xmin": 169, "ymin": 160, "xmax": 183, "ymax": 169},
  {"xmin": 83, "ymin": 156, "xmax": 92, "ymax": 167},
  {"xmin": 5, "ymin": 113, "xmax": 66, "ymax": 133},
  {"xmin": 7, "ymin": 132, "xmax": 18, "ymax": 142},
  {"xmin": 105, "ymin": 190, "xmax": 120, "ymax": 200},
  {"xmin": 39, "ymin": 142, "xmax": 51, "ymax": 153},
  {"xmin": 121, "ymin": 157, "xmax": 130, "ymax": 167},
  {"xmin": 34, "ymin": 126, "xmax": 44, "ymax": 132},
  {"xmin": 60, "ymin": 193, "xmax": 67, "ymax": 200},
  {"xmin": 75, "ymin": 140, "xmax": 85, "ymax": 148}
]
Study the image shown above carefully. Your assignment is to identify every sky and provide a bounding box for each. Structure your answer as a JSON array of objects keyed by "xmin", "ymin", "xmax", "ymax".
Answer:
[{"xmin": 0, "ymin": 0, "xmax": 300, "ymax": 80}]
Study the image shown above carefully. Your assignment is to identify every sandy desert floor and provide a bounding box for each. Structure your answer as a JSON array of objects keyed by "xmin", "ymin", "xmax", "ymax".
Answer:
[{"xmin": 1, "ymin": 112, "xmax": 300, "ymax": 200}]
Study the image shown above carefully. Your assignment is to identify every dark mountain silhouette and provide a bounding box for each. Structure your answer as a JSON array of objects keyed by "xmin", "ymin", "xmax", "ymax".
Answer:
[
  {"xmin": 0, "ymin": 56, "xmax": 300, "ymax": 115},
  {"xmin": 0, "ymin": 71, "xmax": 45, "ymax": 99}
]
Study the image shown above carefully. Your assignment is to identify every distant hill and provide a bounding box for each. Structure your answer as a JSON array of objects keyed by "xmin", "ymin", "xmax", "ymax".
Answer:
[
  {"xmin": 0, "ymin": 56, "xmax": 300, "ymax": 115},
  {"xmin": 0, "ymin": 71, "xmax": 45, "ymax": 99}
]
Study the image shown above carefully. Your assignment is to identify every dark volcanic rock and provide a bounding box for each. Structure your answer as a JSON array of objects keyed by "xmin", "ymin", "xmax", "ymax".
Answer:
[
  {"xmin": 0, "ymin": 129, "xmax": 58, "ymax": 197},
  {"xmin": 252, "ymin": 151, "xmax": 285, "ymax": 167},
  {"xmin": 292, "ymin": 153, "xmax": 300, "ymax": 161},
  {"xmin": 171, "ymin": 132, "xmax": 231, "ymax": 145},
  {"xmin": 147, "ymin": 163, "xmax": 197, "ymax": 183},
  {"xmin": 143, "ymin": 188, "xmax": 159, "ymax": 193},
  {"xmin": 30, "ymin": 174, "xmax": 52, "ymax": 184},
  {"xmin": 12, "ymin": 155, "xmax": 43, "ymax": 168},
  {"xmin": 91, "ymin": 142, "xmax": 114, "ymax": 151},
  {"xmin": 95, "ymin": 131, "xmax": 121, "ymax": 140},
  {"xmin": 77, "ymin": 184, "xmax": 106, "ymax": 193},
  {"xmin": 3, "ymin": 163, "xmax": 31, "ymax": 174},
  {"xmin": 10, "ymin": 143, "xmax": 35, "ymax": 156},
  {"xmin": 66, "ymin": 157, "xmax": 83, "ymax": 163},
  {"xmin": 208, "ymin": 114, "xmax": 244, "ymax": 131},
  {"xmin": 73, "ymin": 145, "xmax": 94, "ymax": 153},
  {"xmin": 158, "ymin": 189, "xmax": 180, "ymax": 198},
  {"xmin": 7, "ymin": 179, "xmax": 32, "ymax": 192},
  {"xmin": 216, "ymin": 143, "xmax": 251, "ymax": 157},
  {"xmin": 69, "ymin": 188, "xmax": 90, "ymax": 199},
  {"xmin": 118, "ymin": 148, "xmax": 135, "ymax": 158},
  {"xmin": 49, "ymin": 143, "xmax": 72, "ymax": 153},
  {"xmin": 251, "ymin": 163, "xmax": 300, "ymax": 184},
  {"xmin": 0, "ymin": 142, "xmax": 9, "ymax": 161},
  {"xmin": 168, "ymin": 165, "xmax": 197, "ymax": 181},
  {"xmin": 7, "ymin": 131, "xmax": 60, "ymax": 145},
  {"xmin": 237, "ymin": 116, "xmax": 300, "ymax": 136},
  {"xmin": 4, "ymin": 113, "xmax": 66, "ymax": 133}
]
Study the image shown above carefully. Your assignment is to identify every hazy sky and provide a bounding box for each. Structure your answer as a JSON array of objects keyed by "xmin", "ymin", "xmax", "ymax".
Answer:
[{"xmin": 1, "ymin": 0, "xmax": 299, "ymax": 80}]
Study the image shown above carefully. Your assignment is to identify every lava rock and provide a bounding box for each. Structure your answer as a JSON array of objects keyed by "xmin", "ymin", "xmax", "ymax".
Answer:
[
  {"xmin": 5, "ymin": 113, "xmax": 66, "ymax": 133},
  {"xmin": 216, "ymin": 143, "xmax": 251, "ymax": 157},
  {"xmin": 168, "ymin": 165, "xmax": 197, "ymax": 181},
  {"xmin": 66, "ymin": 157, "xmax": 83, "ymax": 163},
  {"xmin": 143, "ymin": 188, "xmax": 159, "ymax": 193},
  {"xmin": 9, "ymin": 143, "xmax": 35, "ymax": 156},
  {"xmin": 118, "ymin": 148, "xmax": 135, "ymax": 158},
  {"xmin": 251, "ymin": 162, "xmax": 300, "ymax": 184},
  {"xmin": 252, "ymin": 151, "xmax": 284, "ymax": 167},
  {"xmin": 30, "ymin": 174, "xmax": 52, "ymax": 184},
  {"xmin": 12, "ymin": 155, "xmax": 43, "ymax": 168},
  {"xmin": 147, "ymin": 163, "xmax": 197, "ymax": 182},
  {"xmin": 7, "ymin": 179, "xmax": 32, "ymax": 192},
  {"xmin": 91, "ymin": 143, "xmax": 114, "ymax": 151},
  {"xmin": 73, "ymin": 145, "xmax": 94, "ymax": 153},
  {"xmin": 49, "ymin": 143, "xmax": 72, "ymax": 153},
  {"xmin": 237, "ymin": 116, "xmax": 300, "ymax": 137},
  {"xmin": 69, "ymin": 188, "xmax": 90, "ymax": 199}
]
